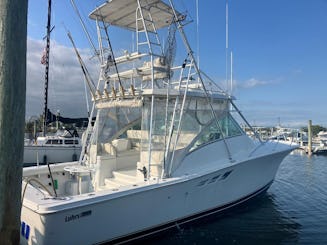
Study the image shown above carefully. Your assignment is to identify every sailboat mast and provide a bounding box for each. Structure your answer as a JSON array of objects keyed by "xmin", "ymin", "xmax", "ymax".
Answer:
[{"xmin": 43, "ymin": 0, "xmax": 52, "ymax": 136}]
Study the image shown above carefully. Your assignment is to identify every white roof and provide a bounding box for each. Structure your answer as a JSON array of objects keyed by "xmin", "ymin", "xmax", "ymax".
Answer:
[{"xmin": 89, "ymin": 0, "xmax": 183, "ymax": 31}]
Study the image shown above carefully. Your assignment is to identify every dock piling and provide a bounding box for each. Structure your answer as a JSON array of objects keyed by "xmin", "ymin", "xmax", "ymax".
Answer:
[
  {"xmin": 0, "ymin": 0, "xmax": 28, "ymax": 243},
  {"xmin": 308, "ymin": 120, "xmax": 312, "ymax": 156}
]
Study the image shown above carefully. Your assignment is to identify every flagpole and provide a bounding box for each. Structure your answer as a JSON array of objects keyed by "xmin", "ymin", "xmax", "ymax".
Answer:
[{"xmin": 43, "ymin": 0, "xmax": 52, "ymax": 136}]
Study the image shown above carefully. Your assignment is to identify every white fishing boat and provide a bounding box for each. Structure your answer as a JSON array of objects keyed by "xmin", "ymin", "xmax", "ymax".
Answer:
[
  {"xmin": 23, "ymin": 129, "xmax": 82, "ymax": 166},
  {"xmin": 20, "ymin": 1, "xmax": 297, "ymax": 244}
]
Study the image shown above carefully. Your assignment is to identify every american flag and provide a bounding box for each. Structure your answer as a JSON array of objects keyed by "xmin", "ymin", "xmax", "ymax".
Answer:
[{"xmin": 40, "ymin": 48, "xmax": 47, "ymax": 65}]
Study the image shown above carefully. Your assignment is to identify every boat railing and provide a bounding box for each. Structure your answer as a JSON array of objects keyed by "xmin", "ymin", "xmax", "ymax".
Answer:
[{"xmin": 22, "ymin": 177, "xmax": 54, "ymax": 201}]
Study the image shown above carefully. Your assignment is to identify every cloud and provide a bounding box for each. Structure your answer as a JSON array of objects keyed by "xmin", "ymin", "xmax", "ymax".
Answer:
[
  {"xmin": 26, "ymin": 38, "xmax": 98, "ymax": 119},
  {"xmin": 238, "ymin": 77, "xmax": 278, "ymax": 89},
  {"xmin": 292, "ymin": 69, "xmax": 302, "ymax": 75}
]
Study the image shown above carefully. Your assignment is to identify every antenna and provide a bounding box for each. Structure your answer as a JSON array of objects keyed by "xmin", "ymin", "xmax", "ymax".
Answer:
[
  {"xmin": 226, "ymin": 0, "xmax": 229, "ymax": 51},
  {"xmin": 225, "ymin": 0, "xmax": 229, "ymax": 94},
  {"xmin": 230, "ymin": 51, "xmax": 233, "ymax": 95},
  {"xmin": 196, "ymin": 0, "xmax": 200, "ymax": 69}
]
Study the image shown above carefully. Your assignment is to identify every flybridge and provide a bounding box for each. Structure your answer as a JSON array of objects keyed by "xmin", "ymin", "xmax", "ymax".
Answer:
[
  {"xmin": 87, "ymin": 0, "xmax": 225, "ymax": 104},
  {"xmin": 89, "ymin": 0, "xmax": 184, "ymax": 31}
]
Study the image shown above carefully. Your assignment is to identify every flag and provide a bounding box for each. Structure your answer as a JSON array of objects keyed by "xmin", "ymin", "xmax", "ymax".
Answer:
[{"xmin": 41, "ymin": 48, "xmax": 47, "ymax": 65}]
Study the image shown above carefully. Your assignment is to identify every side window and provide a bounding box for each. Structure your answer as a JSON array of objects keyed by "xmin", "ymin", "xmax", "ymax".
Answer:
[
  {"xmin": 65, "ymin": 140, "xmax": 72, "ymax": 145},
  {"xmin": 190, "ymin": 124, "xmax": 222, "ymax": 151},
  {"xmin": 45, "ymin": 139, "xmax": 63, "ymax": 145},
  {"xmin": 189, "ymin": 113, "xmax": 243, "ymax": 152},
  {"xmin": 220, "ymin": 114, "xmax": 244, "ymax": 138},
  {"xmin": 64, "ymin": 140, "xmax": 79, "ymax": 145}
]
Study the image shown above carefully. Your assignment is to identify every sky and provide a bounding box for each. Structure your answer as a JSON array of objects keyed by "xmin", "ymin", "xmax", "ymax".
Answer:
[{"xmin": 27, "ymin": 0, "xmax": 327, "ymax": 128}]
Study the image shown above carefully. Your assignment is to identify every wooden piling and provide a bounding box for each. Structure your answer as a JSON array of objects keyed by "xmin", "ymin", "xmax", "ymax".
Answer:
[
  {"xmin": 308, "ymin": 120, "xmax": 312, "ymax": 156},
  {"xmin": 0, "ymin": 0, "xmax": 28, "ymax": 244}
]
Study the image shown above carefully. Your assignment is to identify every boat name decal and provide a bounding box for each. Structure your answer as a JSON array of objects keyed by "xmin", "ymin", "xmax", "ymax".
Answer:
[{"xmin": 65, "ymin": 210, "xmax": 92, "ymax": 222}]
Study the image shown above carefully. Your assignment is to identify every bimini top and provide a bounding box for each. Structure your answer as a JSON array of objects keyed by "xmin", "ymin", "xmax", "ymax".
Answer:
[{"xmin": 89, "ymin": 0, "xmax": 183, "ymax": 31}]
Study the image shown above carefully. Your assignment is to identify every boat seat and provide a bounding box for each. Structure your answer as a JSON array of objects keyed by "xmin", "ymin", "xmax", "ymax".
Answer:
[
  {"xmin": 112, "ymin": 138, "xmax": 131, "ymax": 152},
  {"xmin": 102, "ymin": 139, "xmax": 132, "ymax": 155}
]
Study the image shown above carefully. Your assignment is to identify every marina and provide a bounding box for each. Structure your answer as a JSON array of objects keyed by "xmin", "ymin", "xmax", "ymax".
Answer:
[
  {"xmin": 0, "ymin": 0, "xmax": 327, "ymax": 244},
  {"xmin": 245, "ymin": 124, "xmax": 327, "ymax": 155},
  {"xmin": 19, "ymin": 0, "xmax": 297, "ymax": 244}
]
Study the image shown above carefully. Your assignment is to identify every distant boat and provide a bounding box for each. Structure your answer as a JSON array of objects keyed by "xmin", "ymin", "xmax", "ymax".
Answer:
[
  {"xmin": 315, "ymin": 131, "xmax": 327, "ymax": 144},
  {"xmin": 20, "ymin": 1, "xmax": 297, "ymax": 244},
  {"xmin": 311, "ymin": 131, "xmax": 327, "ymax": 154},
  {"xmin": 268, "ymin": 126, "xmax": 305, "ymax": 144},
  {"xmin": 23, "ymin": 129, "xmax": 81, "ymax": 166}
]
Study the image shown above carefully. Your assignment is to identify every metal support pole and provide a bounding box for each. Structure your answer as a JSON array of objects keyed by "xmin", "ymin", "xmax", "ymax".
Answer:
[{"xmin": 0, "ymin": 0, "xmax": 27, "ymax": 243}]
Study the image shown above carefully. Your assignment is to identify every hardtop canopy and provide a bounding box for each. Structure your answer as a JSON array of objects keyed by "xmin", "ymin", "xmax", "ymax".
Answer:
[{"xmin": 89, "ymin": 0, "xmax": 183, "ymax": 31}]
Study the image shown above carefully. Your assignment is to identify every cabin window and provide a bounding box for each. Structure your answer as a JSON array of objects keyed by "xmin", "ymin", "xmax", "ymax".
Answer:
[
  {"xmin": 93, "ymin": 105, "xmax": 142, "ymax": 146},
  {"xmin": 64, "ymin": 139, "xmax": 79, "ymax": 145},
  {"xmin": 45, "ymin": 139, "xmax": 63, "ymax": 145},
  {"xmin": 189, "ymin": 113, "xmax": 243, "ymax": 152},
  {"xmin": 140, "ymin": 96, "xmax": 231, "ymax": 166}
]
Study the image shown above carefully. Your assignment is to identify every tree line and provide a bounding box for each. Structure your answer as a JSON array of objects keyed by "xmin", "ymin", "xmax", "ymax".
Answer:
[{"xmin": 301, "ymin": 125, "xmax": 326, "ymax": 137}]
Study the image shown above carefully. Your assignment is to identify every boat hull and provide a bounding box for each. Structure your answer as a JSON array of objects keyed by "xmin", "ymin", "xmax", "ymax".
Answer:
[
  {"xmin": 20, "ymin": 149, "xmax": 291, "ymax": 245},
  {"xmin": 23, "ymin": 145, "xmax": 81, "ymax": 166}
]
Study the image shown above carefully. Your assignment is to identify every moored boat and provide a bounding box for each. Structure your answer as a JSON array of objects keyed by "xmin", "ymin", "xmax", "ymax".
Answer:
[
  {"xmin": 23, "ymin": 129, "xmax": 81, "ymax": 166},
  {"xmin": 20, "ymin": 1, "xmax": 297, "ymax": 244}
]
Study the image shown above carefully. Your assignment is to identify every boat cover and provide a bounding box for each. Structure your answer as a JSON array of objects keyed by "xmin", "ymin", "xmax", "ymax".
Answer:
[{"xmin": 89, "ymin": 0, "xmax": 182, "ymax": 31}]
